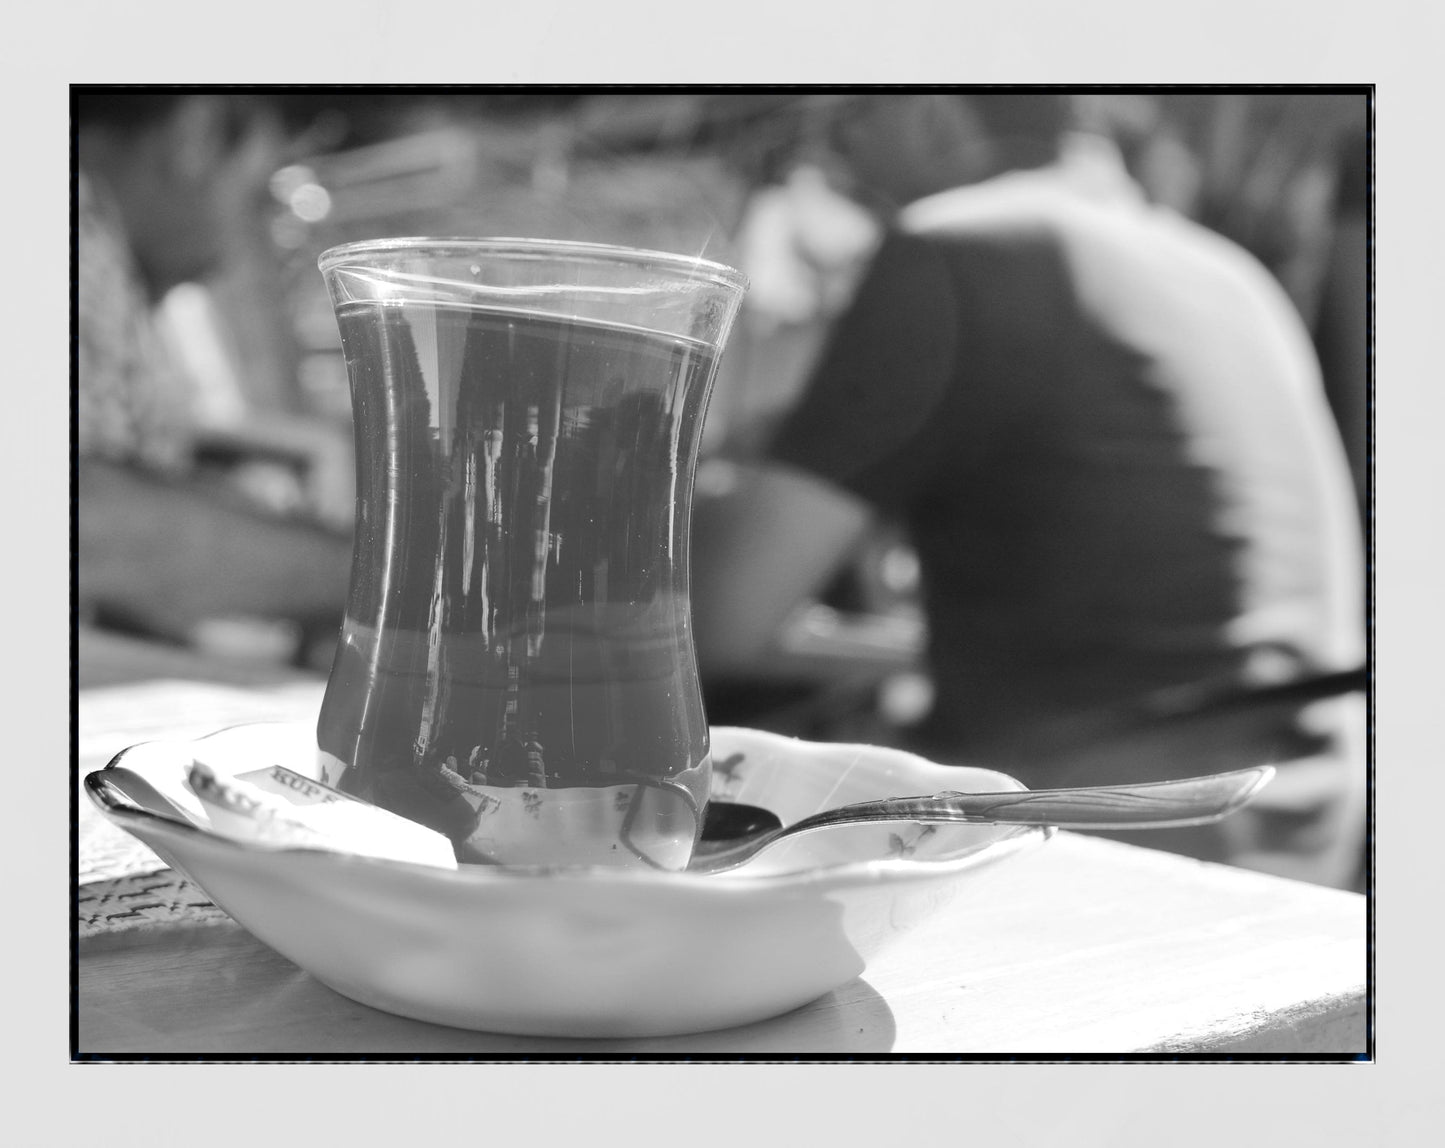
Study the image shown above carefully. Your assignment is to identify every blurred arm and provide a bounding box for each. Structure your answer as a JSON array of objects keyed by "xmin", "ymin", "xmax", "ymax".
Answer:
[
  {"xmin": 192, "ymin": 410, "xmax": 356, "ymax": 529},
  {"xmin": 689, "ymin": 460, "xmax": 919, "ymax": 684},
  {"xmin": 77, "ymin": 458, "xmax": 353, "ymax": 647}
]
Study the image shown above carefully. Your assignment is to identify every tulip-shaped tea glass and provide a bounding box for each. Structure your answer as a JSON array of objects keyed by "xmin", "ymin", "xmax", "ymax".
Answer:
[{"xmin": 316, "ymin": 238, "xmax": 746, "ymax": 870}]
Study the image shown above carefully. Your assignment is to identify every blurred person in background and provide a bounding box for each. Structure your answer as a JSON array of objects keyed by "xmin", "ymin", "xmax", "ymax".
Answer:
[
  {"xmin": 76, "ymin": 91, "xmax": 353, "ymax": 664},
  {"xmin": 691, "ymin": 92, "xmax": 1366, "ymax": 888}
]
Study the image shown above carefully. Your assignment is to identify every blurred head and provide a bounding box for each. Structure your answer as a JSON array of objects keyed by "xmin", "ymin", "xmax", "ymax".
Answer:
[
  {"xmin": 76, "ymin": 92, "xmax": 285, "ymax": 296},
  {"xmin": 827, "ymin": 91, "xmax": 1075, "ymax": 213}
]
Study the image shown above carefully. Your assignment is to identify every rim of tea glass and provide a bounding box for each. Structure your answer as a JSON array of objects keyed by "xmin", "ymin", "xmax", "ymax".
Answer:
[{"xmin": 317, "ymin": 236, "xmax": 748, "ymax": 292}]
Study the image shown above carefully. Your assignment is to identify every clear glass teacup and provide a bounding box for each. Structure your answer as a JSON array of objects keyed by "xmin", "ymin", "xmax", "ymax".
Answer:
[{"xmin": 315, "ymin": 238, "xmax": 747, "ymax": 870}]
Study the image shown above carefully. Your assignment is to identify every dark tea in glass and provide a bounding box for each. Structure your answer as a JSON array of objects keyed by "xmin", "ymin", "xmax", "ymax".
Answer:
[{"xmin": 316, "ymin": 239, "xmax": 746, "ymax": 869}]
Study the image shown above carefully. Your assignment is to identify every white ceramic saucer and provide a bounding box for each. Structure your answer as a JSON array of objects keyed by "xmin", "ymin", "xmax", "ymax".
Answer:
[{"xmin": 85, "ymin": 721, "xmax": 1052, "ymax": 1038}]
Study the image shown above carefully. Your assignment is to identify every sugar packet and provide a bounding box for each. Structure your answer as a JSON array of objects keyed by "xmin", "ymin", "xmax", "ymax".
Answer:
[{"xmin": 185, "ymin": 761, "xmax": 458, "ymax": 870}]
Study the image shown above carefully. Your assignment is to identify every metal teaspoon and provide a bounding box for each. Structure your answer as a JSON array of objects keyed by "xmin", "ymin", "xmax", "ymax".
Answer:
[{"xmin": 689, "ymin": 764, "xmax": 1274, "ymax": 874}]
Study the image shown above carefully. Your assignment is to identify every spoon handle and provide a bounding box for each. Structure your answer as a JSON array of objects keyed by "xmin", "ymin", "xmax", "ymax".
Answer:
[{"xmin": 786, "ymin": 765, "xmax": 1276, "ymax": 833}]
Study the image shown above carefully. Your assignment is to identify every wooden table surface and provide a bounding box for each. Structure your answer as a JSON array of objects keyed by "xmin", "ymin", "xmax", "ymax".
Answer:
[{"xmin": 74, "ymin": 629, "xmax": 1369, "ymax": 1057}]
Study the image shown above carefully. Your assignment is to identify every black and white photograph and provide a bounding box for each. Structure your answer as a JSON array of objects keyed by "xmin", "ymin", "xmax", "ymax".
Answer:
[
  {"xmin": 23, "ymin": 0, "xmax": 1432, "ymax": 1139},
  {"xmin": 72, "ymin": 82, "xmax": 1372, "ymax": 1055}
]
